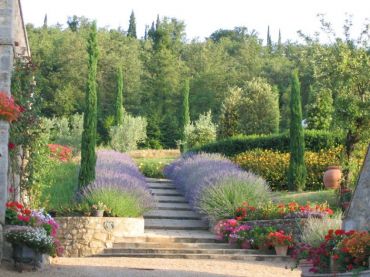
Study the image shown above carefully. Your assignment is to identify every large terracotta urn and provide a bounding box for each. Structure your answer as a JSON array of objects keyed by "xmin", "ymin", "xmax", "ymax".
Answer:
[{"xmin": 323, "ymin": 166, "xmax": 342, "ymax": 189}]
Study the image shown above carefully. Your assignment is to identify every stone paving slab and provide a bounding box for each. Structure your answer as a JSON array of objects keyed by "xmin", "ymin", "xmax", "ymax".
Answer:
[
  {"xmin": 145, "ymin": 219, "xmax": 209, "ymax": 230},
  {"xmin": 153, "ymin": 195, "xmax": 187, "ymax": 203},
  {"xmin": 156, "ymin": 202, "xmax": 192, "ymax": 210},
  {"xmin": 143, "ymin": 229, "xmax": 216, "ymax": 239},
  {"xmin": 144, "ymin": 210, "xmax": 200, "ymax": 219},
  {"xmin": 112, "ymin": 242, "xmax": 233, "ymax": 249},
  {"xmin": 150, "ymin": 189, "xmax": 182, "ymax": 196}
]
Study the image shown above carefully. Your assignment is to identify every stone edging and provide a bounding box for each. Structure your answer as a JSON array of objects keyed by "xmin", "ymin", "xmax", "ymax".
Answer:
[{"xmin": 56, "ymin": 217, "xmax": 144, "ymax": 257}]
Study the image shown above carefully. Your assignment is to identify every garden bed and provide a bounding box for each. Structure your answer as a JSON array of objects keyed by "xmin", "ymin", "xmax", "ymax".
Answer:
[{"xmin": 56, "ymin": 216, "xmax": 144, "ymax": 257}]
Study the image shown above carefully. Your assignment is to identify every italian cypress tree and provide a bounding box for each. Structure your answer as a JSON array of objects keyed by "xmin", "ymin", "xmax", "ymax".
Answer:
[
  {"xmin": 181, "ymin": 79, "xmax": 190, "ymax": 138},
  {"xmin": 79, "ymin": 22, "xmax": 99, "ymax": 188},
  {"xmin": 288, "ymin": 70, "xmax": 307, "ymax": 191},
  {"xmin": 267, "ymin": 25, "xmax": 272, "ymax": 53},
  {"xmin": 127, "ymin": 11, "xmax": 137, "ymax": 38},
  {"xmin": 115, "ymin": 67, "xmax": 124, "ymax": 125}
]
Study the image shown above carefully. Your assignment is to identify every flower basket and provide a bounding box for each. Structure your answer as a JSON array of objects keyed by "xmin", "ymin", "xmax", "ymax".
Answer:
[
  {"xmin": 0, "ymin": 91, "xmax": 22, "ymax": 122},
  {"xmin": 12, "ymin": 244, "xmax": 43, "ymax": 272}
]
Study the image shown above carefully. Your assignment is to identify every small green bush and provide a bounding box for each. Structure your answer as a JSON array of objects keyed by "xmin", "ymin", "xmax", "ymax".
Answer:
[
  {"xmin": 83, "ymin": 188, "xmax": 149, "ymax": 217},
  {"xmin": 301, "ymin": 213, "xmax": 342, "ymax": 246},
  {"xmin": 191, "ymin": 130, "xmax": 343, "ymax": 157},
  {"xmin": 184, "ymin": 111, "xmax": 217, "ymax": 149},
  {"xmin": 198, "ymin": 177, "xmax": 271, "ymax": 222},
  {"xmin": 109, "ymin": 112, "xmax": 147, "ymax": 152},
  {"xmin": 137, "ymin": 159, "xmax": 172, "ymax": 178}
]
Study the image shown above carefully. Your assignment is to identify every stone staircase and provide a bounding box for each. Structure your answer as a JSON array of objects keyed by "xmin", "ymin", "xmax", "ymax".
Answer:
[{"xmin": 97, "ymin": 179, "xmax": 290, "ymax": 261}]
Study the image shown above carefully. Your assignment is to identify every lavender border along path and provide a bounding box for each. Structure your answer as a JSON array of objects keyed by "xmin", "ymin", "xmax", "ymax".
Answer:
[{"xmin": 95, "ymin": 177, "xmax": 291, "ymax": 262}]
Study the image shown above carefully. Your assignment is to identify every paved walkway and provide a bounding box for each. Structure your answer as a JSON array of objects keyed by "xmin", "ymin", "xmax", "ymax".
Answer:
[{"xmin": 0, "ymin": 257, "xmax": 301, "ymax": 277}]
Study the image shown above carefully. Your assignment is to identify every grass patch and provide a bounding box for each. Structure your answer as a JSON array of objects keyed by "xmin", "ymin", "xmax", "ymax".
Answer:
[
  {"xmin": 272, "ymin": 190, "xmax": 339, "ymax": 209},
  {"xmin": 39, "ymin": 160, "xmax": 79, "ymax": 212},
  {"xmin": 135, "ymin": 157, "xmax": 175, "ymax": 178}
]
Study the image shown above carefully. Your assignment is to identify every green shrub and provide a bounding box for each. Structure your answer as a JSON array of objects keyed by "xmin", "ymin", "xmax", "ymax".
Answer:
[
  {"xmin": 233, "ymin": 147, "xmax": 342, "ymax": 190},
  {"xmin": 37, "ymin": 160, "xmax": 79, "ymax": 211},
  {"xmin": 43, "ymin": 114, "xmax": 83, "ymax": 152},
  {"xmin": 137, "ymin": 159, "xmax": 172, "ymax": 178},
  {"xmin": 83, "ymin": 188, "xmax": 148, "ymax": 217},
  {"xmin": 198, "ymin": 177, "xmax": 271, "ymax": 222},
  {"xmin": 109, "ymin": 111, "xmax": 147, "ymax": 152},
  {"xmin": 191, "ymin": 130, "xmax": 343, "ymax": 157},
  {"xmin": 184, "ymin": 111, "xmax": 217, "ymax": 149},
  {"xmin": 301, "ymin": 213, "xmax": 342, "ymax": 246}
]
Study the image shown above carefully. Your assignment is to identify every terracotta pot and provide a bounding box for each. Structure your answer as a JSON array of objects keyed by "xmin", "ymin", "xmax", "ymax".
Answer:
[
  {"xmin": 240, "ymin": 240, "xmax": 251, "ymax": 249},
  {"xmin": 92, "ymin": 210, "xmax": 104, "ymax": 217},
  {"xmin": 299, "ymin": 259, "xmax": 313, "ymax": 275},
  {"xmin": 323, "ymin": 166, "xmax": 342, "ymax": 189},
  {"xmin": 274, "ymin": 245, "xmax": 288, "ymax": 256}
]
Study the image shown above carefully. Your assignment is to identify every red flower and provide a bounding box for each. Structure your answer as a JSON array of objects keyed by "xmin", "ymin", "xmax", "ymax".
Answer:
[
  {"xmin": 335, "ymin": 229, "xmax": 345, "ymax": 236},
  {"xmin": 8, "ymin": 142, "xmax": 16, "ymax": 150},
  {"xmin": 347, "ymin": 264, "xmax": 353, "ymax": 270},
  {"xmin": 332, "ymin": 254, "xmax": 339, "ymax": 260},
  {"xmin": 16, "ymin": 202, "xmax": 23, "ymax": 209},
  {"xmin": 24, "ymin": 209, "xmax": 32, "ymax": 215}
]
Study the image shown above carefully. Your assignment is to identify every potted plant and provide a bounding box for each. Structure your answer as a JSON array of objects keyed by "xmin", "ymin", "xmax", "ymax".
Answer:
[
  {"xmin": 4, "ymin": 226, "xmax": 56, "ymax": 272},
  {"xmin": 91, "ymin": 201, "xmax": 108, "ymax": 217},
  {"xmin": 4, "ymin": 201, "xmax": 63, "ymax": 272},
  {"xmin": 267, "ymin": 230, "xmax": 294, "ymax": 256},
  {"xmin": 0, "ymin": 91, "xmax": 23, "ymax": 122}
]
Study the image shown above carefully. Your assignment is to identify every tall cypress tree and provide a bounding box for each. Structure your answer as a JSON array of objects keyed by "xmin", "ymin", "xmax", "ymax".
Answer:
[
  {"xmin": 127, "ymin": 10, "xmax": 137, "ymax": 38},
  {"xmin": 79, "ymin": 22, "xmax": 99, "ymax": 188},
  {"xmin": 181, "ymin": 79, "xmax": 190, "ymax": 138},
  {"xmin": 115, "ymin": 67, "xmax": 124, "ymax": 125},
  {"xmin": 267, "ymin": 25, "xmax": 272, "ymax": 53},
  {"xmin": 277, "ymin": 29, "xmax": 282, "ymax": 53},
  {"xmin": 288, "ymin": 70, "xmax": 307, "ymax": 191}
]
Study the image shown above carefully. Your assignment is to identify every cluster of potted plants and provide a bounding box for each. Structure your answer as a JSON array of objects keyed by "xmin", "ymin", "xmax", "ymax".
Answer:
[
  {"xmin": 234, "ymin": 201, "xmax": 334, "ymax": 222},
  {"xmin": 214, "ymin": 218, "xmax": 294, "ymax": 255},
  {"xmin": 292, "ymin": 229, "xmax": 370, "ymax": 275},
  {"xmin": 4, "ymin": 201, "xmax": 63, "ymax": 271},
  {"xmin": 90, "ymin": 201, "xmax": 110, "ymax": 217}
]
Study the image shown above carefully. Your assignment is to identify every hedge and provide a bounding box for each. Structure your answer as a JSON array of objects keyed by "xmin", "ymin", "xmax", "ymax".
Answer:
[
  {"xmin": 233, "ymin": 147, "xmax": 342, "ymax": 191},
  {"xmin": 190, "ymin": 130, "xmax": 343, "ymax": 157}
]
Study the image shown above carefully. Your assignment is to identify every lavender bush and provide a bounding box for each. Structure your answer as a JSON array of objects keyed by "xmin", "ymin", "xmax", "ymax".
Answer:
[
  {"xmin": 81, "ymin": 150, "xmax": 154, "ymax": 217},
  {"xmin": 164, "ymin": 153, "xmax": 270, "ymax": 221}
]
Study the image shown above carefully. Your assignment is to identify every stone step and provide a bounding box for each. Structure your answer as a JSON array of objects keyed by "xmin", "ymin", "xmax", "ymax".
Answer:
[
  {"xmin": 112, "ymin": 242, "xmax": 234, "ymax": 249},
  {"xmin": 145, "ymin": 219, "xmax": 209, "ymax": 230},
  {"xmin": 146, "ymin": 178, "xmax": 172, "ymax": 183},
  {"xmin": 96, "ymin": 253, "xmax": 291, "ymax": 262},
  {"xmin": 115, "ymin": 230, "xmax": 217, "ymax": 243},
  {"xmin": 154, "ymin": 195, "xmax": 187, "ymax": 203},
  {"xmin": 148, "ymin": 184, "xmax": 177, "ymax": 190},
  {"xmin": 156, "ymin": 202, "xmax": 192, "ymax": 210},
  {"xmin": 144, "ymin": 210, "xmax": 200, "ymax": 220},
  {"xmin": 149, "ymin": 189, "xmax": 182, "ymax": 196},
  {"xmin": 104, "ymin": 248, "xmax": 259, "ymax": 255}
]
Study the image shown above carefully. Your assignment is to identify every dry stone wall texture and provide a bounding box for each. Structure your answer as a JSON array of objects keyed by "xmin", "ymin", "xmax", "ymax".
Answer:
[{"xmin": 56, "ymin": 217, "xmax": 144, "ymax": 257}]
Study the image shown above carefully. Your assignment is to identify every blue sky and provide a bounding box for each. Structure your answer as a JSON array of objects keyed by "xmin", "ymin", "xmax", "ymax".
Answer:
[{"xmin": 21, "ymin": 0, "xmax": 369, "ymax": 42}]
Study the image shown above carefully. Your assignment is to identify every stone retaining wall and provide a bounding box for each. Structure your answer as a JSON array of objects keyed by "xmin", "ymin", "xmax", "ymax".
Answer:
[{"xmin": 56, "ymin": 217, "xmax": 144, "ymax": 257}]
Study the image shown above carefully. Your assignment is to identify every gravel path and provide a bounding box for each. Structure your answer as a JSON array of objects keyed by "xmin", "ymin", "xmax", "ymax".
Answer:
[{"xmin": 1, "ymin": 257, "xmax": 302, "ymax": 277}]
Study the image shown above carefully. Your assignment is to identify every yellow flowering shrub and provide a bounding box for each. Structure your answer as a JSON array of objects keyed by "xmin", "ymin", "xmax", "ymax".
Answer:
[{"xmin": 233, "ymin": 147, "xmax": 342, "ymax": 190}]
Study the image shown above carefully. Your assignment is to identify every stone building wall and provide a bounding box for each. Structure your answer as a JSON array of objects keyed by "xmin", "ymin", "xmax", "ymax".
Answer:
[
  {"xmin": 0, "ymin": 1, "xmax": 30, "ymax": 262},
  {"xmin": 343, "ymin": 145, "xmax": 370, "ymax": 231},
  {"xmin": 0, "ymin": 0, "xmax": 15, "ymax": 263},
  {"xmin": 56, "ymin": 217, "xmax": 144, "ymax": 257}
]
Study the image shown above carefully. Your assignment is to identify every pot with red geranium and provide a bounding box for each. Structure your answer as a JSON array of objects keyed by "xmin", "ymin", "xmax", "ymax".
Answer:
[
  {"xmin": 4, "ymin": 201, "xmax": 63, "ymax": 272},
  {"xmin": 0, "ymin": 91, "xmax": 23, "ymax": 122},
  {"xmin": 213, "ymin": 219, "xmax": 239, "ymax": 242},
  {"xmin": 267, "ymin": 230, "xmax": 294, "ymax": 256}
]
